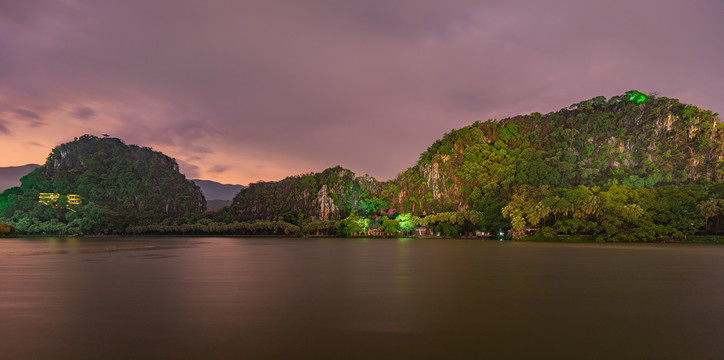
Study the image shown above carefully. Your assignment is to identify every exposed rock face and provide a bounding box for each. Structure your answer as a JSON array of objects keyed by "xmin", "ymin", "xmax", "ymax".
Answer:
[
  {"xmin": 313, "ymin": 185, "xmax": 337, "ymax": 221},
  {"xmin": 423, "ymin": 163, "xmax": 442, "ymax": 199}
]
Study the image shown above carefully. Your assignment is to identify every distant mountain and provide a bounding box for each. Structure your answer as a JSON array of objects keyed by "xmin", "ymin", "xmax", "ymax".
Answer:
[
  {"xmin": 192, "ymin": 179, "xmax": 245, "ymax": 200},
  {"xmin": 0, "ymin": 164, "xmax": 40, "ymax": 192}
]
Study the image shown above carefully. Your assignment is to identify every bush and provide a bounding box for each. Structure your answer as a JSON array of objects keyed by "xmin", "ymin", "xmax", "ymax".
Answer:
[
  {"xmin": 435, "ymin": 222, "xmax": 460, "ymax": 237},
  {"xmin": 0, "ymin": 222, "xmax": 18, "ymax": 237},
  {"xmin": 524, "ymin": 227, "xmax": 558, "ymax": 242}
]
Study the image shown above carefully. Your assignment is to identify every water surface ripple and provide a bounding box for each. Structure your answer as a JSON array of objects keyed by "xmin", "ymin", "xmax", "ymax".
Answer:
[{"xmin": 2, "ymin": 237, "xmax": 723, "ymax": 359}]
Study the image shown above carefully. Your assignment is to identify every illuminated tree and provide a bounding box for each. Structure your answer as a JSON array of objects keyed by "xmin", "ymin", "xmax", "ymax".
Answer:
[
  {"xmin": 344, "ymin": 213, "xmax": 366, "ymax": 235},
  {"xmin": 396, "ymin": 213, "xmax": 415, "ymax": 233},
  {"xmin": 381, "ymin": 219, "xmax": 400, "ymax": 235}
]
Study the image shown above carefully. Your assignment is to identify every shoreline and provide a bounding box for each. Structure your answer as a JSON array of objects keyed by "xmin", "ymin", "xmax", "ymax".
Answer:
[{"xmin": 8, "ymin": 234, "xmax": 724, "ymax": 244}]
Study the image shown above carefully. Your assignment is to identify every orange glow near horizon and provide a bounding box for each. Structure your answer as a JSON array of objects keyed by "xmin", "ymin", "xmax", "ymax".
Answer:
[{"xmin": 0, "ymin": 127, "xmax": 340, "ymax": 185}]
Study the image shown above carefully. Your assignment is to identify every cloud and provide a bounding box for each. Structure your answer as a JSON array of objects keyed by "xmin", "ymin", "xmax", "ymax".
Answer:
[
  {"xmin": 13, "ymin": 108, "xmax": 44, "ymax": 127},
  {"xmin": 14, "ymin": 108, "xmax": 40, "ymax": 119},
  {"xmin": 175, "ymin": 159, "xmax": 200, "ymax": 179},
  {"xmin": 0, "ymin": 119, "xmax": 9, "ymax": 135},
  {"xmin": 0, "ymin": 0, "xmax": 722, "ymax": 183},
  {"xmin": 208, "ymin": 165, "xmax": 228, "ymax": 174},
  {"xmin": 72, "ymin": 106, "xmax": 95, "ymax": 119}
]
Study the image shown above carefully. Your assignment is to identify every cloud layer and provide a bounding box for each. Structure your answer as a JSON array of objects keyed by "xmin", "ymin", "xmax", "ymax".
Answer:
[{"xmin": 1, "ymin": 0, "xmax": 722, "ymax": 184}]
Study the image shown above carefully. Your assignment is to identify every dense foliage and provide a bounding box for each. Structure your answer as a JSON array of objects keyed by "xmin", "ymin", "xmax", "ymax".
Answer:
[
  {"xmin": 376, "ymin": 91, "xmax": 724, "ymax": 241},
  {"xmin": 386, "ymin": 91, "xmax": 723, "ymax": 215},
  {"xmin": 0, "ymin": 135, "xmax": 205, "ymax": 234},
  {"xmin": 127, "ymin": 218, "xmax": 300, "ymax": 236},
  {"xmin": 502, "ymin": 183, "xmax": 722, "ymax": 241},
  {"xmin": 230, "ymin": 166, "xmax": 381, "ymax": 224},
  {"xmin": 2, "ymin": 91, "xmax": 722, "ymax": 241}
]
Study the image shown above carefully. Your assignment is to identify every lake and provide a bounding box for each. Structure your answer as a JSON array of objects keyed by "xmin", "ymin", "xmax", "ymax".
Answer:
[{"xmin": 2, "ymin": 237, "xmax": 724, "ymax": 359}]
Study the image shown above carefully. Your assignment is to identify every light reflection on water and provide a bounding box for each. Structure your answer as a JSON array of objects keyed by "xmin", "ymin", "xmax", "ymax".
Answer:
[{"xmin": 2, "ymin": 237, "xmax": 724, "ymax": 359}]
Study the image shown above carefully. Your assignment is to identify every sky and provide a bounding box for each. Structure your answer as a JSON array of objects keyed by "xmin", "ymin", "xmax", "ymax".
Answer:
[{"xmin": 0, "ymin": 0, "xmax": 722, "ymax": 185}]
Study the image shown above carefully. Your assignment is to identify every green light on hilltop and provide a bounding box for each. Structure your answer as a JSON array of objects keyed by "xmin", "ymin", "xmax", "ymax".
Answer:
[{"xmin": 625, "ymin": 90, "xmax": 647, "ymax": 104}]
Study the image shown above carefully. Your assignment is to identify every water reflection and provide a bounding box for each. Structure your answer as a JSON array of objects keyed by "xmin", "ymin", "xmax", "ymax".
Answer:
[{"xmin": 2, "ymin": 238, "xmax": 724, "ymax": 359}]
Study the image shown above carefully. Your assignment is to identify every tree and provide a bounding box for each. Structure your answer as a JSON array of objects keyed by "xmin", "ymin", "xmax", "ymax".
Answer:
[
  {"xmin": 435, "ymin": 222, "xmax": 460, "ymax": 237},
  {"xmin": 698, "ymin": 199, "xmax": 723, "ymax": 233},
  {"xmin": 396, "ymin": 213, "xmax": 415, "ymax": 233},
  {"xmin": 359, "ymin": 197, "xmax": 387, "ymax": 215},
  {"xmin": 381, "ymin": 219, "xmax": 400, "ymax": 235},
  {"xmin": 344, "ymin": 213, "xmax": 365, "ymax": 235}
]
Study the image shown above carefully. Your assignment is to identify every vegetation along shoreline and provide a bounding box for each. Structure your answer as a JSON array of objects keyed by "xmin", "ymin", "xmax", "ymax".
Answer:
[{"xmin": 1, "ymin": 91, "xmax": 722, "ymax": 242}]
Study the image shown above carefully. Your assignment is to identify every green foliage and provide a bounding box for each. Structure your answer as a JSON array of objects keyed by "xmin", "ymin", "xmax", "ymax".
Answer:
[
  {"xmin": 127, "ymin": 219, "xmax": 301, "ymax": 236},
  {"xmin": 302, "ymin": 220, "xmax": 342, "ymax": 235},
  {"xmin": 499, "ymin": 123, "xmax": 522, "ymax": 142},
  {"xmin": 343, "ymin": 213, "xmax": 366, "ymax": 235},
  {"xmin": 385, "ymin": 91, "xmax": 724, "ymax": 236},
  {"xmin": 0, "ymin": 135, "xmax": 205, "ymax": 235},
  {"xmin": 468, "ymin": 190, "xmax": 510, "ymax": 233},
  {"xmin": 381, "ymin": 219, "xmax": 400, "ymax": 234},
  {"xmin": 231, "ymin": 166, "xmax": 381, "ymax": 223},
  {"xmin": 501, "ymin": 183, "xmax": 717, "ymax": 242},
  {"xmin": 419, "ymin": 210, "xmax": 483, "ymax": 236},
  {"xmin": 698, "ymin": 199, "xmax": 724, "ymax": 231},
  {"xmin": 358, "ymin": 196, "xmax": 387, "ymax": 215},
  {"xmin": 395, "ymin": 213, "xmax": 416, "ymax": 232},
  {"xmin": 434, "ymin": 222, "xmax": 460, "ymax": 236}
]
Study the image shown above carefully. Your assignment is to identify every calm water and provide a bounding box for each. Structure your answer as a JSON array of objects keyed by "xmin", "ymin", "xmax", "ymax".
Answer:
[{"xmin": 2, "ymin": 237, "xmax": 724, "ymax": 359}]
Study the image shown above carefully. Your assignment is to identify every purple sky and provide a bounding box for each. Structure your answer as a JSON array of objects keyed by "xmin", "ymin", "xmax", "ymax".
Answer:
[{"xmin": 0, "ymin": 0, "xmax": 722, "ymax": 184}]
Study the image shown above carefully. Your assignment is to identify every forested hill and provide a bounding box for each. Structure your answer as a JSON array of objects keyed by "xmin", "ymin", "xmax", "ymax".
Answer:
[
  {"xmin": 230, "ymin": 166, "xmax": 381, "ymax": 223},
  {"xmin": 1, "ymin": 91, "xmax": 722, "ymax": 240},
  {"xmin": 384, "ymin": 91, "xmax": 724, "ymax": 215},
  {"xmin": 0, "ymin": 135, "xmax": 206, "ymax": 234}
]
